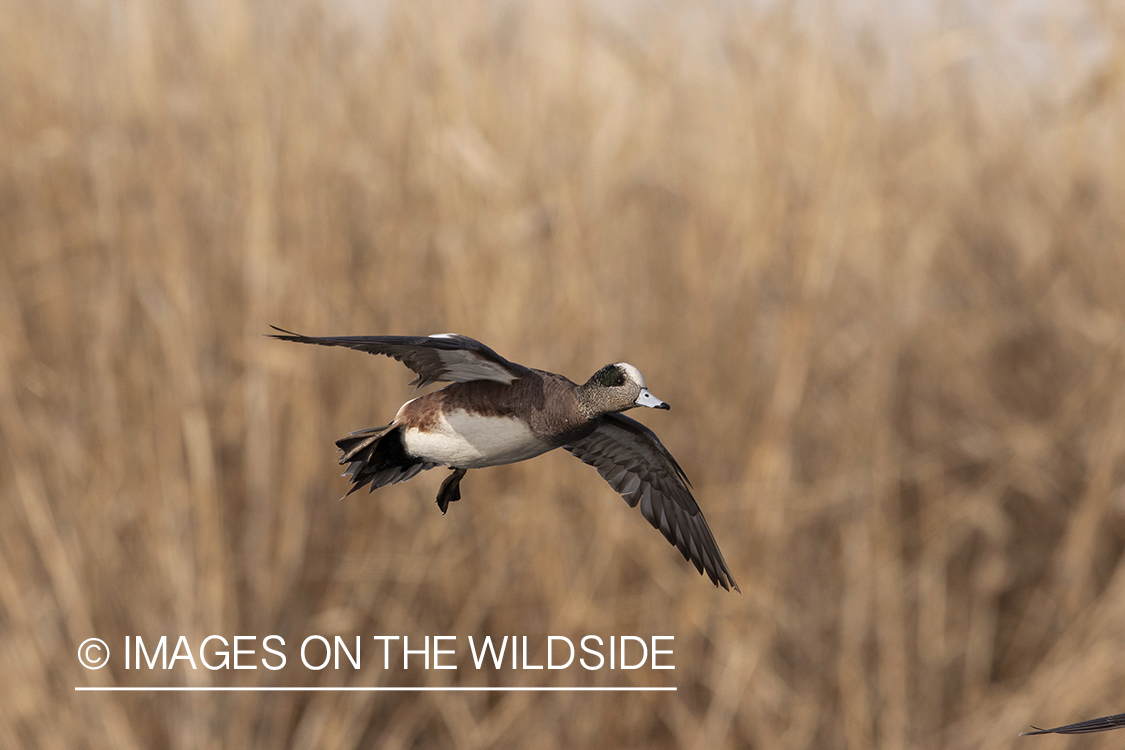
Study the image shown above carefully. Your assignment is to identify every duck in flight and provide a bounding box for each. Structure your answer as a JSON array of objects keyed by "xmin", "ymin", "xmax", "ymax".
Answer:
[{"xmin": 269, "ymin": 327, "xmax": 738, "ymax": 591}]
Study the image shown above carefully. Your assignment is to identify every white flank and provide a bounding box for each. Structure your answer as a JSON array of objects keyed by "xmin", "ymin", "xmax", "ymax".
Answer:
[{"xmin": 403, "ymin": 410, "xmax": 550, "ymax": 469}]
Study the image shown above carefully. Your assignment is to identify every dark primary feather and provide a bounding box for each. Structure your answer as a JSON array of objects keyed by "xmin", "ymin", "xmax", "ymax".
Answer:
[
  {"xmin": 1022, "ymin": 712, "xmax": 1125, "ymax": 735},
  {"xmin": 564, "ymin": 413, "xmax": 739, "ymax": 592},
  {"xmin": 267, "ymin": 326, "xmax": 528, "ymax": 387}
]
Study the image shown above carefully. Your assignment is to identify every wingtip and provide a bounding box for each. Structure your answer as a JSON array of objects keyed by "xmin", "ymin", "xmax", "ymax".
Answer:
[
  {"xmin": 717, "ymin": 575, "xmax": 741, "ymax": 593},
  {"xmin": 266, "ymin": 324, "xmax": 300, "ymax": 339}
]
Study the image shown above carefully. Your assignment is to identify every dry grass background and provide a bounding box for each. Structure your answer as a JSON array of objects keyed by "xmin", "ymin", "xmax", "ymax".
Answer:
[{"xmin": 2, "ymin": 0, "xmax": 1125, "ymax": 747}]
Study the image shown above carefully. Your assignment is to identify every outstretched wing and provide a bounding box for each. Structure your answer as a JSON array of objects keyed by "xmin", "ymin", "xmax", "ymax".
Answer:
[
  {"xmin": 268, "ymin": 327, "xmax": 529, "ymax": 387},
  {"xmin": 564, "ymin": 413, "xmax": 739, "ymax": 592},
  {"xmin": 1022, "ymin": 712, "xmax": 1125, "ymax": 736}
]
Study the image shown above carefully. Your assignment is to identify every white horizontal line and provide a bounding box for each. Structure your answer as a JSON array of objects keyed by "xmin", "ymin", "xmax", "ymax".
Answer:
[{"xmin": 75, "ymin": 686, "xmax": 675, "ymax": 692}]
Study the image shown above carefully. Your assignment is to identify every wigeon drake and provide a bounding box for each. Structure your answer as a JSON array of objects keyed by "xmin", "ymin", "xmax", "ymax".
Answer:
[{"xmin": 269, "ymin": 327, "xmax": 738, "ymax": 591}]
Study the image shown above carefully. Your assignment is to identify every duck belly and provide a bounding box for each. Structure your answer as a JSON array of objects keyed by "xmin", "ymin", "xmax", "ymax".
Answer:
[{"xmin": 402, "ymin": 409, "xmax": 552, "ymax": 469}]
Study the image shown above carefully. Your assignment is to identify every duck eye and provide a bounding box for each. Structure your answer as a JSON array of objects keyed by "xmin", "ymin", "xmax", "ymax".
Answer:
[{"xmin": 599, "ymin": 367, "xmax": 625, "ymax": 388}]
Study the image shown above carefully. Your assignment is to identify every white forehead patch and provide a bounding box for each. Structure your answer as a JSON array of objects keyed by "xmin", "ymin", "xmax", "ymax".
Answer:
[{"xmin": 615, "ymin": 363, "xmax": 647, "ymax": 388}]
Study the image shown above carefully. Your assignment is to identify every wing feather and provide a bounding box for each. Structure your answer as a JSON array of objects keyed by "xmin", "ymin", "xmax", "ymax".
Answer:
[
  {"xmin": 1022, "ymin": 712, "xmax": 1125, "ymax": 735},
  {"xmin": 268, "ymin": 327, "xmax": 528, "ymax": 386},
  {"xmin": 564, "ymin": 413, "xmax": 738, "ymax": 592}
]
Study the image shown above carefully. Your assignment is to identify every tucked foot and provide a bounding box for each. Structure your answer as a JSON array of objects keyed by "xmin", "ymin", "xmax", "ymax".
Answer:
[{"xmin": 436, "ymin": 468, "xmax": 467, "ymax": 514}]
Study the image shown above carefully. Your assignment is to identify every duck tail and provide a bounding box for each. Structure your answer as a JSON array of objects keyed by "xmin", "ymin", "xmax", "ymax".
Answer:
[{"xmin": 335, "ymin": 424, "xmax": 434, "ymax": 497}]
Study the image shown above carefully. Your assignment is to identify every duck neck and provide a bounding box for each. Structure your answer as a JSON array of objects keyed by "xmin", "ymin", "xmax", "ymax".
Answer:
[{"xmin": 575, "ymin": 381, "xmax": 615, "ymax": 420}]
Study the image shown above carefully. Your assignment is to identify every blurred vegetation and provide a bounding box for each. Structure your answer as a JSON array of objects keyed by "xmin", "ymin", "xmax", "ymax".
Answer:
[{"xmin": 2, "ymin": 0, "xmax": 1125, "ymax": 748}]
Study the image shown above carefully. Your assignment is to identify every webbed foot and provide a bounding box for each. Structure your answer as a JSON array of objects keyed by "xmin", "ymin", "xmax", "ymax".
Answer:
[{"xmin": 436, "ymin": 468, "xmax": 467, "ymax": 514}]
